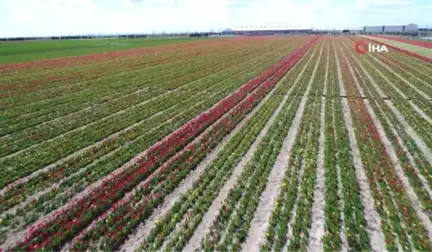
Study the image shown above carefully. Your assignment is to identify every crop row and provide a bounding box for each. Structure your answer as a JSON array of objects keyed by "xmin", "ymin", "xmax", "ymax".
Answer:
[
  {"xmin": 71, "ymin": 37, "xmax": 320, "ymax": 250},
  {"xmin": 258, "ymin": 42, "xmax": 325, "ymax": 252},
  {"xmin": 348, "ymin": 37, "xmax": 432, "ymax": 117},
  {"xmin": 0, "ymin": 37, "xmax": 279, "ymax": 75},
  {"xmin": 0, "ymin": 39, "xmax": 244, "ymax": 88}
]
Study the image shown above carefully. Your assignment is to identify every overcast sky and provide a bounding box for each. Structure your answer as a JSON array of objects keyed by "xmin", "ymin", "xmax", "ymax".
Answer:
[{"xmin": 0, "ymin": 0, "xmax": 431, "ymax": 37}]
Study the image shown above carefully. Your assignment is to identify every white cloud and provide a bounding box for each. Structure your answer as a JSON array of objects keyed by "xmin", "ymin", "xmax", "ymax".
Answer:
[{"xmin": 0, "ymin": 0, "xmax": 430, "ymax": 37}]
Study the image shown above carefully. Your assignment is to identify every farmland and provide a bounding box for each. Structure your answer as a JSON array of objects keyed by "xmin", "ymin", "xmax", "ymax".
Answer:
[
  {"xmin": 0, "ymin": 35, "xmax": 431, "ymax": 252},
  {"xmin": 0, "ymin": 37, "xmax": 204, "ymax": 64}
]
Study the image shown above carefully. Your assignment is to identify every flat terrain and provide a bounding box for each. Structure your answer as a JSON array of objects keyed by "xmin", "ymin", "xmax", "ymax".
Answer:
[
  {"xmin": 0, "ymin": 37, "xmax": 204, "ymax": 64},
  {"xmin": 0, "ymin": 35, "xmax": 431, "ymax": 252}
]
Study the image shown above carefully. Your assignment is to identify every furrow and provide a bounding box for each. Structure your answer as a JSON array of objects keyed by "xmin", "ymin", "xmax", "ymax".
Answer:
[
  {"xmin": 336, "ymin": 164, "xmax": 349, "ymax": 252},
  {"xmin": 307, "ymin": 96, "xmax": 327, "ymax": 251}
]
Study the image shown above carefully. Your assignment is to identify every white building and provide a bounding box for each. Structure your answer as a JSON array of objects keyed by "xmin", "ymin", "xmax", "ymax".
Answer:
[{"xmin": 364, "ymin": 24, "xmax": 418, "ymax": 35}]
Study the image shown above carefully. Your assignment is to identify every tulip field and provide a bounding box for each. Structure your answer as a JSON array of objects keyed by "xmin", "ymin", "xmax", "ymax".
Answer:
[{"xmin": 1, "ymin": 35, "xmax": 432, "ymax": 252}]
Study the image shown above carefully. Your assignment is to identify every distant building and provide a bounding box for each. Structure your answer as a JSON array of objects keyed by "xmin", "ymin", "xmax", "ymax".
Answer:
[
  {"xmin": 419, "ymin": 27, "xmax": 432, "ymax": 39},
  {"xmin": 364, "ymin": 26, "xmax": 384, "ymax": 34},
  {"xmin": 363, "ymin": 23, "xmax": 418, "ymax": 35},
  {"xmin": 342, "ymin": 27, "xmax": 363, "ymax": 35},
  {"xmin": 222, "ymin": 25, "xmax": 313, "ymax": 36}
]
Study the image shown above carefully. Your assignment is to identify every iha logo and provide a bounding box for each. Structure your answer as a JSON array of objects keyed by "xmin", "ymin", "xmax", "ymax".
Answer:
[{"xmin": 354, "ymin": 41, "xmax": 389, "ymax": 54}]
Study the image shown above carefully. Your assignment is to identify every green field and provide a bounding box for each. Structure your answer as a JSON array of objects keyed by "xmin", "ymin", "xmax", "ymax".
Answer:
[{"xmin": 0, "ymin": 37, "xmax": 205, "ymax": 64}]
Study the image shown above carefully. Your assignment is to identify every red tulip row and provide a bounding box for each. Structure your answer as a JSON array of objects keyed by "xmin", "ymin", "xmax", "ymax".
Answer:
[{"xmin": 10, "ymin": 36, "xmax": 321, "ymax": 251}]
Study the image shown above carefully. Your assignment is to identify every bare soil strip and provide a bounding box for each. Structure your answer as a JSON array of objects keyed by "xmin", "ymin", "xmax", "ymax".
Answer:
[
  {"xmin": 334, "ymin": 44, "xmax": 387, "ymax": 252},
  {"xmin": 308, "ymin": 72, "xmax": 327, "ymax": 252},
  {"xmin": 2, "ymin": 112, "xmax": 183, "ymax": 216},
  {"xmin": 336, "ymin": 164, "xmax": 349, "ymax": 252},
  {"xmin": 332, "ymin": 91, "xmax": 348, "ymax": 252},
  {"xmin": 370, "ymin": 61, "xmax": 432, "ymax": 125},
  {"xmin": 0, "ymin": 86, "xmax": 175, "ymax": 162},
  {"xmin": 384, "ymin": 101, "xmax": 432, "ymax": 166},
  {"xmin": 183, "ymin": 47, "xmax": 318, "ymax": 252},
  {"xmin": 242, "ymin": 43, "xmax": 324, "ymax": 252}
]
